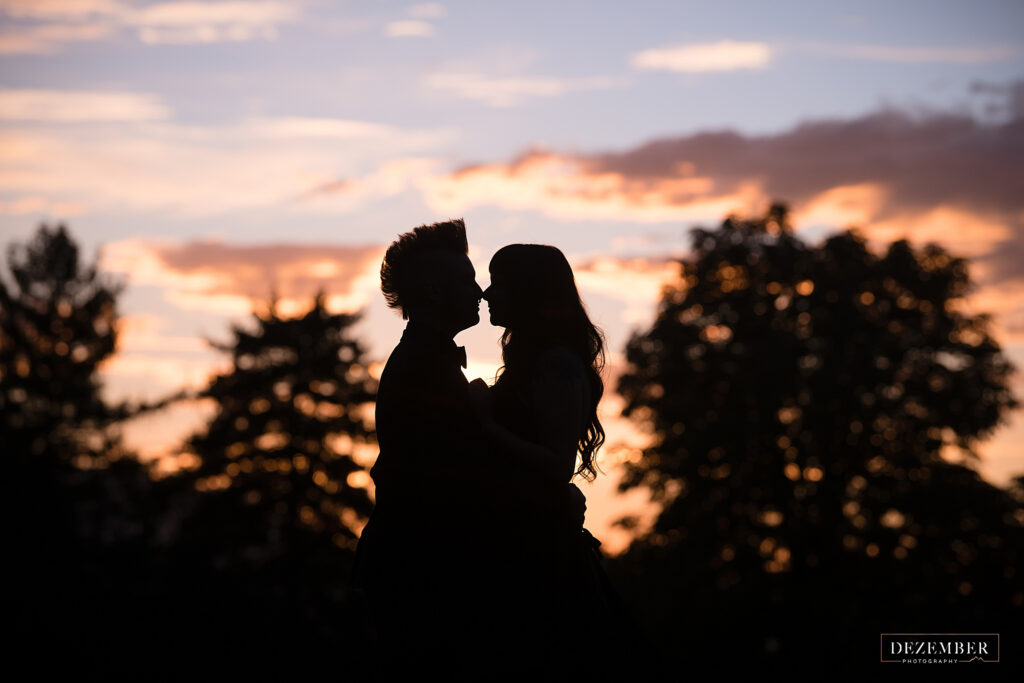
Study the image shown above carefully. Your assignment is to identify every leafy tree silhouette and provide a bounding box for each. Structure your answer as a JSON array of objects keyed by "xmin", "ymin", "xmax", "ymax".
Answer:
[
  {"xmin": 154, "ymin": 293, "xmax": 378, "ymax": 676},
  {"xmin": 610, "ymin": 204, "xmax": 1023, "ymax": 674},
  {"xmin": 1, "ymin": 224, "xmax": 154, "ymax": 675}
]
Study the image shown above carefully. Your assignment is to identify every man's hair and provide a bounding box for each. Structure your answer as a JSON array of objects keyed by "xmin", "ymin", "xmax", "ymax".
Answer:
[{"xmin": 380, "ymin": 218, "xmax": 468, "ymax": 319}]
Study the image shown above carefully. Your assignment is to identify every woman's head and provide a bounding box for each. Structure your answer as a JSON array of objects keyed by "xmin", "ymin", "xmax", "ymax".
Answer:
[
  {"xmin": 483, "ymin": 244, "xmax": 606, "ymax": 479},
  {"xmin": 482, "ymin": 244, "xmax": 576, "ymax": 330}
]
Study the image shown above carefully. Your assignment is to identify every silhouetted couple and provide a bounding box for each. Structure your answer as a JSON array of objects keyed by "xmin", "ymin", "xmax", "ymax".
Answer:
[{"xmin": 353, "ymin": 219, "xmax": 628, "ymax": 678}]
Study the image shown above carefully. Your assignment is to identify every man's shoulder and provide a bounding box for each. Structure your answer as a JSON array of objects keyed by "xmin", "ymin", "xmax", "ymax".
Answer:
[
  {"xmin": 378, "ymin": 340, "xmax": 426, "ymax": 381},
  {"xmin": 377, "ymin": 338, "xmax": 466, "ymax": 405},
  {"xmin": 386, "ymin": 336, "xmax": 443, "ymax": 366}
]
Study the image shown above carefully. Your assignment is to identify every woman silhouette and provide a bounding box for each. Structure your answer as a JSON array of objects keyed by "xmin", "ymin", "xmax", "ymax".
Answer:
[{"xmin": 468, "ymin": 243, "xmax": 631, "ymax": 674}]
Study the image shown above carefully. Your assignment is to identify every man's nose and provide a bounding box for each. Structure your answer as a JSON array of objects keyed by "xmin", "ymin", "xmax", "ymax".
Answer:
[{"xmin": 479, "ymin": 284, "xmax": 489, "ymax": 300}]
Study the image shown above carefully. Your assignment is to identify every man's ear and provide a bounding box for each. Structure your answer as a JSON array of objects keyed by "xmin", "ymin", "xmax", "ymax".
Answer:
[{"xmin": 421, "ymin": 279, "xmax": 443, "ymax": 306}]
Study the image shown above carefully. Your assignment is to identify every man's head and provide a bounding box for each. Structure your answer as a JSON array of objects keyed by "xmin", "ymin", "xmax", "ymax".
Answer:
[{"xmin": 380, "ymin": 218, "xmax": 483, "ymax": 334}]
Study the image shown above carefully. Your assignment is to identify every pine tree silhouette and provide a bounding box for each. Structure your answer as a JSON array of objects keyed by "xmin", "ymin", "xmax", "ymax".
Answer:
[
  {"xmin": 1, "ymin": 224, "xmax": 153, "ymax": 676},
  {"xmin": 610, "ymin": 204, "xmax": 1023, "ymax": 675},
  {"xmin": 1, "ymin": 223, "xmax": 122, "ymax": 466},
  {"xmin": 154, "ymin": 292, "xmax": 377, "ymax": 676}
]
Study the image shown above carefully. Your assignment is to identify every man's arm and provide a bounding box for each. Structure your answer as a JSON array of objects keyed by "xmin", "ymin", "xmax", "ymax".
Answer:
[{"xmin": 375, "ymin": 365, "xmax": 486, "ymax": 489}]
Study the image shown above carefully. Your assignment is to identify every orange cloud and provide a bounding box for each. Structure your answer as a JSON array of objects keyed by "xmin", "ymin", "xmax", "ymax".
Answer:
[
  {"xmin": 100, "ymin": 353, "xmax": 227, "ymax": 399},
  {"xmin": 0, "ymin": 195, "xmax": 86, "ymax": 216},
  {"xmin": 573, "ymin": 256, "xmax": 682, "ymax": 324},
  {"xmin": 101, "ymin": 239, "xmax": 385, "ymax": 316},
  {"xmin": 857, "ymin": 206, "xmax": 1014, "ymax": 259},
  {"xmin": 960, "ymin": 277, "xmax": 1024, "ymax": 346},
  {"xmin": 115, "ymin": 313, "xmax": 210, "ymax": 354},
  {"xmin": 791, "ymin": 183, "xmax": 888, "ymax": 229},
  {"xmin": 422, "ymin": 149, "xmax": 763, "ymax": 222},
  {"xmin": 425, "ymin": 95, "xmax": 1024, "ymax": 289},
  {"xmin": 117, "ymin": 398, "xmax": 218, "ymax": 462}
]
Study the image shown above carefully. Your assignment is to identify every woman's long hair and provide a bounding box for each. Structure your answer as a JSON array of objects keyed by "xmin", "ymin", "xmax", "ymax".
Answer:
[{"xmin": 490, "ymin": 244, "xmax": 605, "ymax": 480}]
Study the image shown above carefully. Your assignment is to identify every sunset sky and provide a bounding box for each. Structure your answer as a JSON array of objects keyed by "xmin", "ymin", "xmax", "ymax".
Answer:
[{"xmin": 2, "ymin": 0, "xmax": 1023, "ymax": 553}]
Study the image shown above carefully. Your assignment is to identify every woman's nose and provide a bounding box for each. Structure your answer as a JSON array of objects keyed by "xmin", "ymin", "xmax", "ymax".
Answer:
[{"xmin": 480, "ymin": 285, "xmax": 490, "ymax": 301}]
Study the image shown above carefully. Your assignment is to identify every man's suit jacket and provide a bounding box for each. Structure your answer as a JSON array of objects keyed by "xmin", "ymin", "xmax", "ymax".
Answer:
[{"xmin": 353, "ymin": 320, "xmax": 491, "ymax": 617}]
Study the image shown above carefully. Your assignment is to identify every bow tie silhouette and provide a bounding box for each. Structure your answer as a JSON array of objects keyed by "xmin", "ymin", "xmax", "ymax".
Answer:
[{"xmin": 454, "ymin": 345, "xmax": 467, "ymax": 369}]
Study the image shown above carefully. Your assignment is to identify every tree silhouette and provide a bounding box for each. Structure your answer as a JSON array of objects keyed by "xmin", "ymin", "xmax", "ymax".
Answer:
[
  {"xmin": 1, "ymin": 224, "xmax": 123, "ymax": 466},
  {"xmin": 154, "ymin": 293, "xmax": 377, "ymax": 675},
  {"xmin": 1, "ymin": 224, "xmax": 155, "ymax": 675},
  {"xmin": 610, "ymin": 204, "xmax": 1023, "ymax": 673}
]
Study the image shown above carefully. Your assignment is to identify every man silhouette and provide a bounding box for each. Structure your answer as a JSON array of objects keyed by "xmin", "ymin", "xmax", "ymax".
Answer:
[{"xmin": 353, "ymin": 219, "xmax": 585, "ymax": 676}]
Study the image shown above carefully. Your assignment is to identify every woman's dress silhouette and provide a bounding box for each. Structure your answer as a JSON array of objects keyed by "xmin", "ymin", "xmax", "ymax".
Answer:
[{"xmin": 469, "ymin": 243, "xmax": 637, "ymax": 675}]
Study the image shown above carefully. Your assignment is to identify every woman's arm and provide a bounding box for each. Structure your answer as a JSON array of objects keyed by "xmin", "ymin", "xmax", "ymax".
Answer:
[
  {"xmin": 468, "ymin": 347, "xmax": 590, "ymax": 482},
  {"xmin": 530, "ymin": 347, "xmax": 590, "ymax": 482},
  {"xmin": 468, "ymin": 378, "xmax": 565, "ymax": 482}
]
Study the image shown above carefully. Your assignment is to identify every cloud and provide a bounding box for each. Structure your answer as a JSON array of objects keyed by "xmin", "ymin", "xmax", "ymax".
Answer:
[
  {"xmin": 422, "ymin": 83, "xmax": 1024, "ymax": 289},
  {"xmin": 0, "ymin": 107, "xmax": 452, "ymax": 216},
  {"xmin": 426, "ymin": 73, "xmax": 564, "ymax": 106},
  {"xmin": 424, "ymin": 72, "xmax": 620, "ymax": 107},
  {"xmin": 101, "ymin": 239, "xmax": 385, "ymax": 316},
  {"xmin": 573, "ymin": 256, "xmax": 682, "ymax": 324},
  {"xmin": 0, "ymin": 88, "xmax": 169, "ymax": 122},
  {"xmin": 114, "ymin": 398, "xmax": 218, "ymax": 460},
  {"xmin": 972, "ymin": 79, "xmax": 1024, "ymax": 121},
  {"xmin": 0, "ymin": 0, "xmax": 123, "ymax": 20},
  {"xmin": 807, "ymin": 43, "xmax": 1021, "ymax": 64},
  {"xmin": 292, "ymin": 157, "xmax": 439, "ymax": 211},
  {"xmin": 0, "ymin": 195, "xmax": 86, "ymax": 216},
  {"xmin": 421, "ymin": 148, "xmax": 762, "ymax": 222},
  {"xmin": 116, "ymin": 313, "xmax": 209, "ymax": 354},
  {"xmin": 574, "ymin": 256, "xmax": 679, "ymax": 302},
  {"xmin": 0, "ymin": 21, "xmax": 112, "ymax": 53},
  {"xmin": 385, "ymin": 20, "xmax": 433, "ymax": 37},
  {"xmin": 385, "ymin": 3, "xmax": 444, "ymax": 38},
  {"xmin": 97, "ymin": 313, "xmax": 229, "ymax": 410},
  {"xmin": 0, "ymin": 0, "xmax": 298, "ymax": 51},
  {"xmin": 134, "ymin": 22, "xmax": 277, "ymax": 44},
  {"xmin": 126, "ymin": 1, "xmax": 297, "ymax": 44},
  {"xmin": 631, "ymin": 40, "xmax": 772, "ymax": 73},
  {"xmin": 241, "ymin": 117, "xmax": 395, "ymax": 139},
  {"xmin": 628, "ymin": 39, "xmax": 1020, "ymax": 76},
  {"xmin": 853, "ymin": 206, "xmax": 1014, "ymax": 259},
  {"xmin": 124, "ymin": 1, "xmax": 295, "ymax": 27},
  {"xmin": 100, "ymin": 352, "xmax": 226, "ymax": 398},
  {"xmin": 963, "ymin": 277, "xmax": 1024, "ymax": 346},
  {"xmin": 408, "ymin": 3, "xmax": 444, "ymax": 19}
]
